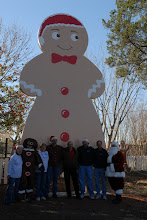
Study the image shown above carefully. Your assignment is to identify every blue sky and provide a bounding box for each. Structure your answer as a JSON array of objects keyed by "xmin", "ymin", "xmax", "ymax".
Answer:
[
  {"xmin": 1, "ymin": 0, "xmax": 116, "ymax": 57},
  {"xmin": 1, "ymin": 0, "xmax": 146, "ymax": 101}
]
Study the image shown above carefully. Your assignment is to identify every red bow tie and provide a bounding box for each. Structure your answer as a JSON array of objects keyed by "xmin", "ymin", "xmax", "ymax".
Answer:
[{"xmin": 52, "ymin": 53, "xmax": 77, "ymax": 64}]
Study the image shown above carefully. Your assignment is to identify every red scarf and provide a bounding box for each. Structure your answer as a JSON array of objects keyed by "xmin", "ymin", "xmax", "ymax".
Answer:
[{"xmin": 69, "ymin": 148, "xmax": 74, "ymax": 160}]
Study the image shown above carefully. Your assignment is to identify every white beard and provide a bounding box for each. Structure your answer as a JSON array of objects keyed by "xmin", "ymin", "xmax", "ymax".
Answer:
[{"xmin": 107, "ymin": 146, "xmax": 120, "ymax": 163}]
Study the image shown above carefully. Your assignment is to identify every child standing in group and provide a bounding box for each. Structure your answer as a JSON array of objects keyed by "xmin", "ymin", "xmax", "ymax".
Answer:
[
  {"xmin": 4, "ymin": 145, "xmax": 23, "ymax": 204},
  {"xmin": 36, "ymin": 143, "xmax": 49, "ymax": 201}
]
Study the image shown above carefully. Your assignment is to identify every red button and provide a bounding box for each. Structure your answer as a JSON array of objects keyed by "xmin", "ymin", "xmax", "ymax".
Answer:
[
  {"xmin": 60, "ymin": 132, "xmax": 69, "ymax": 142},
  {"xmin": 61, "ymin": 110, "xmax": 69, "ymax": 118},
  {"xmin": 61, "ymin": 87, "xmax": 69, "ymax": 95}
]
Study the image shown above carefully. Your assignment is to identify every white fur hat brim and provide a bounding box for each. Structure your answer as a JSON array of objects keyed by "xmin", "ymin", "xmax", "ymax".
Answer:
[{"xmin": 82, "ymin": 139, "xmax": 89, "ymax": 143}]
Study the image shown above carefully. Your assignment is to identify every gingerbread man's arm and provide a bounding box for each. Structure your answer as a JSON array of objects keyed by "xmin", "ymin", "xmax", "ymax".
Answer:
[
  {"xmin": 20, "ymin": 55, "xmax": 43, "ymax": 97},
  {"xmin": 83, "ymin": 58, "xmax": 105, "ymax": 99},
  {"xmin": 88, "ymin": 76, "xmax": 105, "ymax": 99}
]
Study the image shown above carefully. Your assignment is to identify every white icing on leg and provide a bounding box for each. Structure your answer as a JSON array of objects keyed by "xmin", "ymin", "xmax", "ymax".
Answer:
[
  {"xmin": 88, "ymin": 77, "xmax": 105, "ymax": 98},
  {"xmin": 20, "ymin": 80, "xmax": 42, "ymax": 96}
]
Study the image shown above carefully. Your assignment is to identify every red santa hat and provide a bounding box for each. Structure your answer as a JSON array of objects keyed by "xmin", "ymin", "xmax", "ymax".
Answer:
[
  {"xmin": 38, "ymin": 14, "xmax": 84, "ymax": 46},
  {"xmin": 14, "ymin": 145, "xmax": 23, "ymax": 150}
]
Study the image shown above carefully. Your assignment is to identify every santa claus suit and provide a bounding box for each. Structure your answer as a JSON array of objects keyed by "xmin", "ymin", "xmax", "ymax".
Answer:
[
  {"xmin": 18, "ymin": 138, "xmax": 44, "ymax": 200},
  {"xmin": 105, "ymin": 142, "xmax": 125, "ymax": 199}
]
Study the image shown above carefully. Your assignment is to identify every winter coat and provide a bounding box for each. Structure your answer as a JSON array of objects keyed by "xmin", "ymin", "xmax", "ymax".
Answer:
[
  {"xmin": 77, "ymin": 146, "xmax": 94, "ymax": 166},
  {"xmin": 46, "ymin": 144, "xmax": 63, "ymax": 167},
  {"xmin": 8, "ymin": 153, "xmax": 23, "ymax": 178},
  {"xmin": 93, "ymin": 148, "xmax": 108, "ymax": 169},
  {"xmin": 62, "ymin": 147, "xmax": 78, "ymax": 169}
]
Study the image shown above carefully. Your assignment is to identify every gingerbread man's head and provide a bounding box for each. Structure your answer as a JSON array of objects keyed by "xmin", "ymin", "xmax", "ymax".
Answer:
[
  {"xmin": 23, "ymin": 138, "xmax": 38, "ymax": 150},
  {"xmin": 38, "ymin": 14, "xmax": 88, "ymax": 57}
]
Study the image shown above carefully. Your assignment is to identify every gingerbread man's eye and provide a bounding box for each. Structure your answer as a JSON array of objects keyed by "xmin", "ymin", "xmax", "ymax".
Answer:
[
  {"xmin": 71, "ymin": 33, "xmax": 78, "ymax": 41},
  {"xmin": 52, "ymin": 32, "xmax": 60, "ymax": 40}
]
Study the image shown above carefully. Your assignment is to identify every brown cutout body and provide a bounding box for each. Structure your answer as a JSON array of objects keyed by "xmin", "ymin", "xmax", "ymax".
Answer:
[{"xmin": 20, "ymin": 14, "xmax": 105, "ymax": 148}]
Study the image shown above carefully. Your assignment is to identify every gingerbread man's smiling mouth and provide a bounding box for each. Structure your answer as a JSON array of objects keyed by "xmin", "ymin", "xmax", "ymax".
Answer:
[{"xmin": 57, "ymin": 45, "xmax": 72, "ymax": 50}]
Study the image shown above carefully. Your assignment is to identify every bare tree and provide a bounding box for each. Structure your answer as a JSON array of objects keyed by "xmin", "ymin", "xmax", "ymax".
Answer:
[
  {"xmin": 0, "ymin": 18, "xmax": 34, "ymax": 138},
  {"xmin": 91, "ymin": 55, "xmax": 141, "ymax": 147},
  {"xmin": 121, "ymin": 101, "xmax": 147, "ymax": 146}
]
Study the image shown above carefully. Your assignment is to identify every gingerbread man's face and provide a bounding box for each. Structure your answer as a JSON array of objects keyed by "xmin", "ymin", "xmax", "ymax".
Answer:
[
  {"xmin": 38, "ymin": 14, "xmax": 88, "ymax": 57},
  {"xmin": 23, "ymin": 138, "xmax": 38, "ymax": 150},
  {"xmin": 41, "ymin": 26, "xmax": 88, "ymax": 56}
]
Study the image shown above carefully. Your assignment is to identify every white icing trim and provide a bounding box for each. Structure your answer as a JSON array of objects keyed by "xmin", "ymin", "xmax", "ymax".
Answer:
[
  {"xmin": 18, "ymin": 190, "xmax": 25, "ymax": 194},
  {"xmin": 38, "ymin": 163, "xmax": 43, "ymax": 168},
  {"xmin": 26, "ymin": 189, "xmax": 33, "ymax": 193},
  {"xmin": 24, "ymin": 148, "xmax": 35, "ymax": 152},
  {"xmin": 105, "ymin": 166, "xmax": 125, "ymax": 178},
  {"xmin": 115, "ymin": 189, "xmax": 123, "ymax": 195},
  {"xmin": 39, "ymin": 36, "xmax": 45, "ymax": 45},
  {"xmin": 20, "ymin": 80, "xmax": 42, "ymax": 96},
  {"xmin": 110, "ymin": 163, "xmax": 115, "ymax": 172},
  {"xmin": 88, "ymin": 77, "xmax": 105, "ymax": 98}
]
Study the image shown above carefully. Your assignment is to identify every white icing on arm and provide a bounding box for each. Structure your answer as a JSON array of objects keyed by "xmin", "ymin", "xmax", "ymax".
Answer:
[
  {"xmin": 20, "ymin": 80, "xmax": 42, "ymax": 96},
  {"xmin": 88, "ymin": 77, "xmax": 105, "ymax": 98}
]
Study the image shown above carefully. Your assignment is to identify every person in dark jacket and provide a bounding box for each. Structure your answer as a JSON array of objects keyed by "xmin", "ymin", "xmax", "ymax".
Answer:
[
  {"xmin": 46, "ymin": 136, "xmax": 63, "ymax": 198},
  {"xmin": 62, "ymin": 141, "xmax": 80, "ymax": 199},
  {"xmin": 93, "ymin": 140, "xmax": 108, "ymax": 200},
  {"xmin": 77, "ymin": 139, "xmax": 94, "ymax": 199}
]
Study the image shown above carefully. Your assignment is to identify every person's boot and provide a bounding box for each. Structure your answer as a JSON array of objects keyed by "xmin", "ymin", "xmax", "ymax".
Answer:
[{"xmin": 112, "ymin": 194, "xmax": 122, "ymax": 204}]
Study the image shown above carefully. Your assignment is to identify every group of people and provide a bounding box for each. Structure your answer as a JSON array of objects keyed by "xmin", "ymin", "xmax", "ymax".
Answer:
[{"xmin": 5, "ymin": 137, "xmax": 127, "ymax": 205}]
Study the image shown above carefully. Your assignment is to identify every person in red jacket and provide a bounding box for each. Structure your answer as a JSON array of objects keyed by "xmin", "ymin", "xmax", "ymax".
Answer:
[
  {"xmin": 105, "ymin": 141, "xmax": 125, "ymax": 204},
  {"xmin": 62, "ymin": 141, "xmax": 80, "ymax": 199}
]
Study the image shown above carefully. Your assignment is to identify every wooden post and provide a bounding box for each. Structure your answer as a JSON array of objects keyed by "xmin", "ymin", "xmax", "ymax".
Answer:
[
  {"xmin": 5, "ymin": 138, "xmax": 8, "ymax": 158},
  {"xmin": 4, "ymin": 158, "xmax": 9, "ymax": 184}
]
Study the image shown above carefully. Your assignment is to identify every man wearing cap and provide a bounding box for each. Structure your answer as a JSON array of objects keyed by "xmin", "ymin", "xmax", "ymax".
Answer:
[
  {"xmin": 105, "ymin": 141, "xmax": 125, "ymax": 204},
  {"xmin": 46, "ymin": 136, "xmax": 63, "ymax": 198},
  {"xmin": 77, "ymin": 139, "xmax": 94, "ymax": 199}
]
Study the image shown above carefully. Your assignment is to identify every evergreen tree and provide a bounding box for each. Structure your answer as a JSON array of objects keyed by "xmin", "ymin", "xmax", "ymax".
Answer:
[{"xmin": 102, "ymin": 0, "xmax": 147, "ymax": 87}]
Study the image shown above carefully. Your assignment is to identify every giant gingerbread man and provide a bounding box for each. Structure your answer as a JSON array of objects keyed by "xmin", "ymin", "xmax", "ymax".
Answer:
[{"xmin": 20, "ymin": 14, "xmax": 105, "ymax": 148}]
